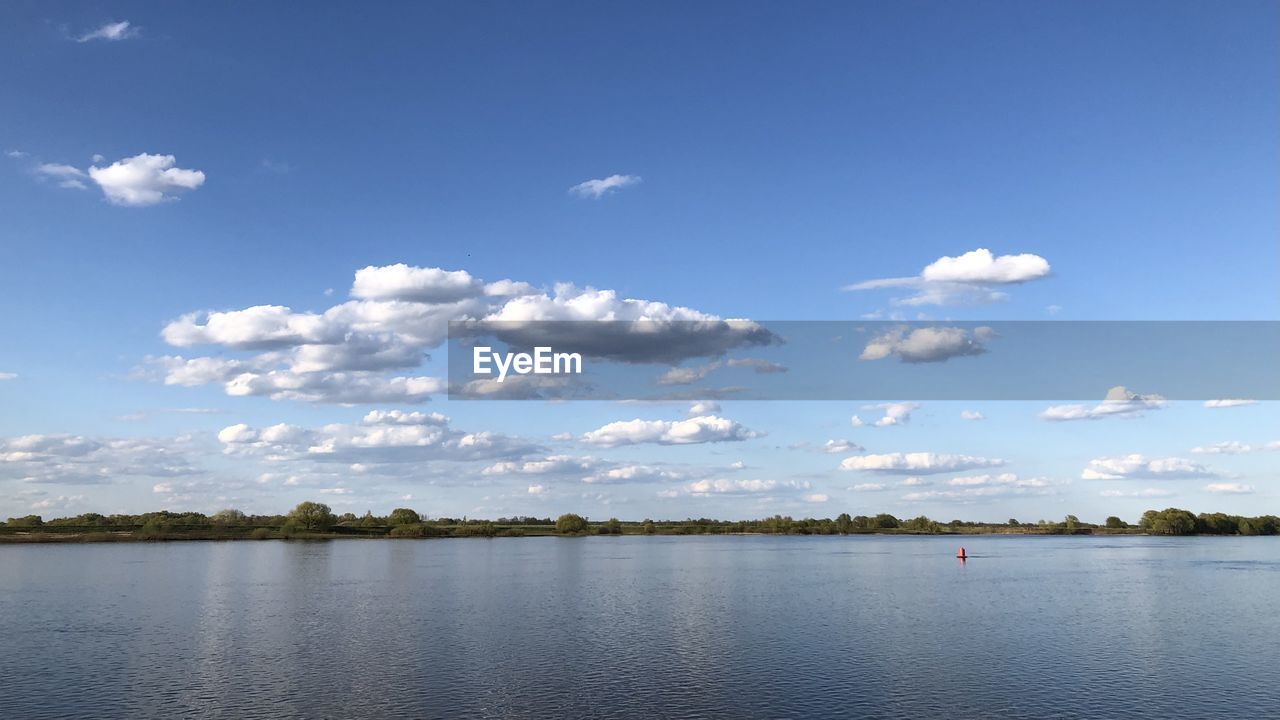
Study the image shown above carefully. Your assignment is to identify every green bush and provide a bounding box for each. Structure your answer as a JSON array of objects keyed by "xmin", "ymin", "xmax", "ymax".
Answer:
[
  {"xmin": 555, "ymin": 513, "xmax": 589, "ymax": 535},
  {"xmin": 388, "ymin": 523, "xmax": 448, "ymax": 538}
]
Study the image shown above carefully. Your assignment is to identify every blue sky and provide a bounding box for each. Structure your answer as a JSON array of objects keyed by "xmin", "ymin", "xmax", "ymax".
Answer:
[{"xmin": 1, "ymin": 1, "xmax": 1276, "ymax": 522}]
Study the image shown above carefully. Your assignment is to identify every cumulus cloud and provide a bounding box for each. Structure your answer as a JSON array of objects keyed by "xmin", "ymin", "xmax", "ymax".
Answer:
[
  {"xmin": 1080, "ymin": 454, "xmax": 1213, "ymax": 480},
  {"xmin": 823, "ymin": 439, "xmax": 864, "ymax": 454},
  {"xmin": 851, "ymin": 402, "xmax": 920, "ymax": 427},
  {"xmin": 0, "ymin": 434, "xmax": 203, "ymax": 485},
  {"xmin": 1203, "ymin": 399, "xmax": 1257, "ymax": 408},
  {"xmin": 860, "ymin": 326, "xmax": 994, "ymax": 363},
  {"xmin": 527, "ymin": 484, "xmax": 547, "ymax": 495},
  {"xmin": 0, "ymin": 372, "xmax": 16, "ymax": 381},
  {"xmin": 840, "ymin": 452, "xmax": 1004, "ymax": 475},
  {"xmin": 1204, "ymin": 483, "xmax": 1254, "ymax": 495},
  {"xmin": 1040, "ymin": 386, "xmax": 1166, "ymax": 422},
  {"xmin": 351, "ymin": 264, "xmax": 485, "ymax": 303},
  {"xmin": 154, "ymin": 263, "xmax": 772, "ymax": 404},
  {"xmin": 960, "ymin": 410, "xmax": 985, "ymax": 421},
  {"xmin": 77, "ymin": 20, "xmax": 139, "ymax": 42},
  {"xmin": 687, "ymin": 401, "xmax": 721, "ymax": 417},
  {"xmin": 582, "ymin": 464, "xmax": 688, "ymax": 484},
  {"xmin": 846, "ymin": 248, "xmax": 1051, "ymax": 306},
  {"xmin": 480, "ymin": 284, "xmax": 777, "ymax": 363},
  {"xmin": 218, "ymin": 410, "xmax": 536, "ymax": 466},
  {"xmin": 568, "ymin": 174, "xmax": 641, "ymax": 199},
  {"xmin": 87, "ymin": 154, "xmax": 205, "ymax": 206},
  {"xmin": 483, "ymin": 455, "xmax": 600, "ymax": 477},
  {"xmin": 581, "ymin": 415, "xmax": 761, "ymax": 447},
  {"xmin": 851, "ymin": 483, "xmax": 887, "ymax": 492}
]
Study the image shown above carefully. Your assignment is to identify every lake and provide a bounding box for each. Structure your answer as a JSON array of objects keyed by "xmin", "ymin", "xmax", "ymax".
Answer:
[{"xmin": 1, "ymin": 535, "xmax": 1276, "ymax": 718}]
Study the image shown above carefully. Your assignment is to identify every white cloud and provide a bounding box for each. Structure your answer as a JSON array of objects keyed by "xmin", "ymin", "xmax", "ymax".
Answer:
[
  {"xmin": 218, "ymin": 410, "xmax": 535, "ymax": 466},
  {"xmin": 920, "ymin": 249, "xmax": 1051, "ymax": 284},
  {"xmin": 1191, "ymin": 441, "xmax": 1252, "ymax": 455},
  {"xmin": 901, "ymin": 474, "xmax": 1053, "ymax": 502},
  {"xmin": 1203, "ymin": 399, "xmax": 1257, "ymax": 408},
  {"xmin": 154, "ymin": 263, "xmax": 774, "ymax": 404},
  {"xmin": 851, "ymin": 483, "xmax": 887, "ymax": 492},
  {"xmin": 681, "ymin": 478, "xmax": 807, "ymax": 496},
  {"xmin": 583, "ymin": 464, "xmax": 687, "ymax": 484},
  {"xmin": 840, "ymin": 452, "xmax": 1004, "ymax": 475},
  {"xmin": 860, "ymin": 402, "xmax": 919, "ymax": 427},
  {"xmin": 1204, "ymin": 483, "xmax": 1254, "ymax": 495},
  {"xmin": 527, "ymin": 484, "xmax": 547, "ymax": 495},
  {"xmin": 960, "ymin": 410, "xmax": 985, "ymax": 421},
  {"xmin": 687, "ymin": 401, "xmax": 721, "ymax": 417},
  {"xmin": 568, "ymin": 174, "xmax": 641, "ymax": 199},
  {"xmin": 581, "ymin": 415, "xmax": 761, "ymax": 447},
  {"xmin": 0, "ymin": 434, "xmax": 202, "ymax": 485},
  {"xmin": 803, "ymin": 493, "xmax": 829, "ymax": 503},
  {"xmin": 822, "ymin": 439, "xmax": 864, "ymax": 454},
  {"xmin": 85, "ymin": 153, "xmax": 205, "ymax": 206},
  {"xmin": 860, "ymin": 326, "xmax": 994, "ymax": 363},
  {"xmin": 483, "ymin": 455, "xmax": 599, "ymax": 476},
  {"xmin": 35, "ymin": 163, "xmax": 88, "ymax": 189},
  {"xmin": 1040, "ymin": 386, "xmax": 1166, "ymax": 422},
  {"xmin": 77, "ymin": 21, "xmax": 139, "ymax": 42},
  {"xmin": 846, "ymin": 248, "xmax": 1051, "ymax": 306},
  {"xmin": 944, "ymin": 473, "xmax": 1049, "ymax": 489},
  {"xmin": 0, "ymin": 372, "xmax": 16, "ymax": 381},
  {"xmin": 1099, "ymin": 488, "xmax": 1175, "ymax": 499},
  {"xmin": 900, "ymin": 477, "xmax": 930, "ymax": 486},
  {"xmin": 902, "ymin": 482, "xmax": 1052, "ymax": 502},
  {"xmin": 1081, "ymin": 454, "xmax": 1213, "ymax": 480},
  {"xmin": 350, "ymin": 264, "xmax": 485, "ymax": 303}
]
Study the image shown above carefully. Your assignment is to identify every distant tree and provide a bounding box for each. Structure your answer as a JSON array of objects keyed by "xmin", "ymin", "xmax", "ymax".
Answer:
[
  {"xmin": 873, "ymin": 513, "xmax": 899, "ymax": 529},
  {"xmin": 902, "ymin": 515, "xmax": 940, "ymax": 533},
  {"xmin": 597, "ymin": 518, "xmax": 623, "ymax": 535},
  {"xmin": 358, "ymin": 511, "xmax": 381, "ymax": 528},
  {"xmin": 212, "ymin": 509, "xmax": 247, "ymax": 525},
  {"xmin": 1008, "ymin": 518, "xmax": 1020, "ymax": 527},
  {"xmin": 1142, "ymin": 508, "xmax": 1197, "ymax": 536},
  {"xmin": 387, "ymin": 508, "xmax": 421, "ymax": 527},
  {"xmin": 1063, "ymin": 515, "xmax": 1079, "ymax": 531},
  {"xmin": 5, "ymin": 515, "xmax": 43, "ymax": 527},
  {"xmin": 835, "ymin": 513, "xmax": 853, "ymax": 534},
  {"xmin": 1105, "ymin": 516, "xmax": 1126, "ymax": 529},
  {"xmin": 641, "ymin": 519, "xmax": 656, "ymax": 535},
  {"xmin": 556, "ymin": 513, "xmax": 589, "ymax": 534},
  {"xmin": 288, "ymin": 502, "xmax": 335, "ymax": 532}
]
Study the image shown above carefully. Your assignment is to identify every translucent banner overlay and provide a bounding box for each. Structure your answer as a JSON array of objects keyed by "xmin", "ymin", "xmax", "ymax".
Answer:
[{"xmin": 446, "ymin": 321, "xmax": 1280, "ymax": 401}]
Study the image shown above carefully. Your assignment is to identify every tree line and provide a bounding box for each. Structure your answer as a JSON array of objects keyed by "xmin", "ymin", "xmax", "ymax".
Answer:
[{"xmin": 2, "ymin": 504, "xmax": 1277, "ymax": 540}]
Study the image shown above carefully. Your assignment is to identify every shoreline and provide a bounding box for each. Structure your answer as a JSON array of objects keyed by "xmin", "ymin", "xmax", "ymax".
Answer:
[{"xmin": 0, "ymin": 527, "xmax": 1255, "ymax": 544}]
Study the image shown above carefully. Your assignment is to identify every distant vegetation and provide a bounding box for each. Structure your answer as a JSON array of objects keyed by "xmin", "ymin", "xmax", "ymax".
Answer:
[{"xmin": 1, "ymin": 504, "xmax": 1276, "ymax": 542}]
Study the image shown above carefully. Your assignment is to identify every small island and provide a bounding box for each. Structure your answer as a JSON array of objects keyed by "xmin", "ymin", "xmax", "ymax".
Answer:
[{"xmin": 2, "ymin": 503, "xmax": 1276, "ymax": 542}]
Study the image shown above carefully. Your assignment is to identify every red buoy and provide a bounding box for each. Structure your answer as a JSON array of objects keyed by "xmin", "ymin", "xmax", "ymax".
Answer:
[{"xmin": 956, "ymin": 547, "xmax": 967, "ymax": 559}]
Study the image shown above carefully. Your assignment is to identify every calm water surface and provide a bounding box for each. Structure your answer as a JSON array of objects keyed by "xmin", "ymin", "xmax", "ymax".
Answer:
[{"xmin": 1, "ymin": 535, "xmax": 1277, "ymax": 719}]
